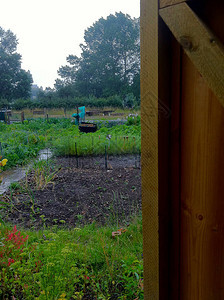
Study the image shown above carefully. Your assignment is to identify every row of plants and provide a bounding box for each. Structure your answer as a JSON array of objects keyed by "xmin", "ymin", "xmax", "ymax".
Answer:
[
  {"xmin": 54, "ymin": 135, "xmax": 140, "ymax": 157},
  {"xmin": 0, "ymin": 118, "xmax": 141, "ymax": 169},
  {"xmin": 0, "ymin": 217, "xmax": 143, "ymax": 299}
]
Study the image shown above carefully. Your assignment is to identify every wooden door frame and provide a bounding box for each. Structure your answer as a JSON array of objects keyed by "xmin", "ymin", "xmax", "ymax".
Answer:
[{"xmin": 141, "ymin": 0, "xmax": 224, "ymax": 299}]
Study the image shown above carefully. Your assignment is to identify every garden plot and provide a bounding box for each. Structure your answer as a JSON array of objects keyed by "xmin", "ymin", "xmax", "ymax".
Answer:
[{"xmin": 1, "ymin": 155, "xmax": 141, "ymax": 228}]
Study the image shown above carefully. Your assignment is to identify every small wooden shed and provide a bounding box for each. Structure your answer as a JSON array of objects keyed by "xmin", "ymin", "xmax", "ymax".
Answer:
[{"xmin": 141, "ymin": 0, "xmax": 224, "ymax": 299}]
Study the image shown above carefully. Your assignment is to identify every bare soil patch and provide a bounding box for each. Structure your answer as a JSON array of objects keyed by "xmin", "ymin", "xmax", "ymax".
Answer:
[{"xmin": 1, "ymin": 155, "xmax": 141, "ymax": 228}]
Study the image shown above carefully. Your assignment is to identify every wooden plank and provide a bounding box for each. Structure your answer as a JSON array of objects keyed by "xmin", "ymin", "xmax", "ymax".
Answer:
[
  {"xmin": 169, "ymin": 38, "xmax": 182, "ymax": 300},
  {"xmin": 179, "ymin": 3, "xmax": 224, "ymax": 298},
  {"xmin": 158, "ymin": 17, "xmax": 172, "ymax": 299},
  {"xmin": 180, "ymin": 51, "xmax": 224, "ymax": 300},
  {"xmin": 159, "ymin": 2, "xmax": 224, "ymax": 104},
  {"xmin": 140, "ymin": 0, "xmax": 159, "ymax": 298},
  {"xmin": 160, "ymin": 0, "xmax": 187, "ymax": 9}
]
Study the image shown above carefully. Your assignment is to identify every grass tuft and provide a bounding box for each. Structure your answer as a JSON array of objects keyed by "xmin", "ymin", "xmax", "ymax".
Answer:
[{"xmin": 0, "ymin": 217, "xmax": 143, "ymax": 299}]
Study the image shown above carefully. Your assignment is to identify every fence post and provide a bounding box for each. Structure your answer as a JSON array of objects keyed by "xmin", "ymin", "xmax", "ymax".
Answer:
[
  {"xmin": 21, "ymin": 111, "xmax": 24, "ymax": 124},
  {"xmin": 141, "ymin": 0, "xmax": 159, "ymax": 298},
  {"xmin": 7, "ymin": 113, "xmax": 10, "ymax": 124},
  {"xmin": 105, "ymin": 145, "xmax": 107, "ymax": 170},
  {"xmin": 75, "ymin": 142, "xmax": 78, "ymax": 168}
]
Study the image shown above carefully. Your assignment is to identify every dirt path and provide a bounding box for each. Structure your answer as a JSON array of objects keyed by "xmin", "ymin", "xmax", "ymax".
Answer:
[{"xmin": 1, "ymin": 155, "xmax": 141, "ymax": 228}]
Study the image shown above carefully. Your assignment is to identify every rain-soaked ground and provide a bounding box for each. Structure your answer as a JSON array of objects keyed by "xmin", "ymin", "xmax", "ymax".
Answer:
[
  {"xmin": 1, "ymin": 155, "xmax": 141, "ymax": 228},
  {"xmin": 0, "ymin": 149, "xmax": 52, "ymax": 194}
]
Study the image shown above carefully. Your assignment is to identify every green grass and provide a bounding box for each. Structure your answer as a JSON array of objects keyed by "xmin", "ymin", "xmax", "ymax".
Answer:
[
  {"xmin": 0, "ymin": 217, "xmax": 143, "ymax": 299},
  {"xmin": 53, "ymin": 126, "xmax": 141, "ymax": 157},
  {"xmin": 0, "ymin": 118, "xmax": 141, "ymax": 169}
]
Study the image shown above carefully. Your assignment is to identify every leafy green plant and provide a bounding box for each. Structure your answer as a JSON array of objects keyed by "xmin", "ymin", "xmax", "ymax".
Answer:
[
  {"xmin": 126, "ymin": 115, "xmax": 140, "ymax": 126},
  {"xmin": 0, "ymin": 156, "xmax": 8, "ymax": 183},
  {"xmin": 0, "ymin": 225, "xmax": 29, "ymax": 298},
  {"xmin": 0, "ymin": 217, "xmax": 143, "ymax": 299},
  {"xmin": 31, "ymin": 160, "xmax": 60, "ymax": 190},
  {"xmin": 1, "ymin": 118, "xmax": 141, "ymax": 169},
  {"xmin": 9, "ymin": 182, "xmax": 25, "ymax": 193}
]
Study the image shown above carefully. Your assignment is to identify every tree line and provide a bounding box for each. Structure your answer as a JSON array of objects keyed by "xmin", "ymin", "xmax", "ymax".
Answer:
[
  {"xmin": 0, "ymin": 12, "xmax": 140, "ymax": 110},
  {"xmin": 0, "ymin": 27, "xmax": 33, "ymax": 106}
]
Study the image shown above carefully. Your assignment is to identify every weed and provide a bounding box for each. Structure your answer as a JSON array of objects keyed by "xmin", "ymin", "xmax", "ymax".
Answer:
[
  {"xmin": 1, "ymin": 119, "xmax": 140, "ymax": 169},
  {"xmin": 0, "ymin": 217, "xmax": 143, "ymax": 299},
  {"xmin": 32, "ymin": 160, "xmax": 60, "ymax": 190},
  {"xmin": 9, "ymin": 182, "xmax": 25, "ymax": 193},
  {"xmin": 76, "ymin": 214, "xmax": 84, "ymax": 222}
]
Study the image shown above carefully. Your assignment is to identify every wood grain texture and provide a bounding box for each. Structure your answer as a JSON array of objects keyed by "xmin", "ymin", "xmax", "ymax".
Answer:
[
  {"xmin": 140, "ymin": 0, "xmax": 159, "ymax": 298},
  {"xmin": 160, "ymin": 0, "xmax": 187, "ymax": 9},
  {"xmin": 159, "ymin": 2, "xmax": 224, "ymax": 104},
  {"xmin": 180, "ymin": 52, "xmax": 224, "ymax": 300},
  {"xmin": 169, "ymin": 39, "xmax": 182, "ymax": 300},
  {"xmin": 158, "ymin": 17, "xmax": 172, "ymax": 300},
  {"xmin": 157, "ymin": 1, "xmax": 224, "ymax": 299}
]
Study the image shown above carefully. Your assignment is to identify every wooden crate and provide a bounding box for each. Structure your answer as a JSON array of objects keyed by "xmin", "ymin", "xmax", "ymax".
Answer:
[{"xmin": 141, "ymin": 0, "xmax": 224, "ymax": 299}]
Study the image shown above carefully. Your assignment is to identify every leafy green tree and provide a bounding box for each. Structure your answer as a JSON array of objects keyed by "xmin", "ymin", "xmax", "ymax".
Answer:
[
  {"xmin": 57, "ymin": 84, "xmax": 77, "ymax": 99},
  {"xmin": 0, "ymin": 98, "xmax": 9, "ymax": 109},
  {"xmin": 123, "ymin": 93, "xmax": 137, "ymax": 108},
  {"xmin": 12, "ymin": 98, "xmax": 33, "ymax": 110},
  {"xmin": 12, "ymin": 69, "xmax": 33, "ymax": 99},
  {"xmin": 130, "ymin": 73, "xmax": 140, "ymax": 104},
  {"xmin": 0, "ymin": 27, "xmax": 33, "ymax": 101},
  {"xmin": 31, "ymin": 84, "xmax": 43, "ymax": 100},
  {"xmin": 36, "ymin": 87, "xmax": 58, "ymax": 108},
  {"xmin": 55, "ymin": 12, "xmax": 140, "ymax": 99}
]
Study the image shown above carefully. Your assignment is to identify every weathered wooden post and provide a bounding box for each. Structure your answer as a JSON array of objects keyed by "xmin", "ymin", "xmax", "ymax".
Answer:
[
  {"xmin": 141, "ymin": 0, "xmax": 224, "ymax": 299},
  {"xmin": 7, "ymin": 112, "xmax": 10, "ymax": 124},
  {"xmin": 141, "ymin": 0, "xmax": 159, "ymax": 298},
  {"xmin": 21, "ymin": 111, "xmax": 24, "ymax": 123},
  {"xmin": 75, "ymin": 142, "xmax": 78, "ymax": 168}
]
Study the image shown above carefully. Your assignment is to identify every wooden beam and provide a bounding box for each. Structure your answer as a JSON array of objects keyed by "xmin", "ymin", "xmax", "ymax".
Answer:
[
  {"xmin": 160, "ymin": 2, "xmax": 224, "ymax": 104},
  {"xmin": 160, "ymin": 0, "xmax": 188, "ymax": 9},
  {"xmin": 180, "ymin": 51, "xmax": 224, "ymax": 299},
  {"xmin": 140, "ymin": 0, "xmax": 159, "ymax": 299},
  {"xmin": 169, "ymin": 39, "xmax": 182, "ymax": 300},
  {"xmin": 158, "ymin": 17, "xmax": 172, "ymax": 299}
]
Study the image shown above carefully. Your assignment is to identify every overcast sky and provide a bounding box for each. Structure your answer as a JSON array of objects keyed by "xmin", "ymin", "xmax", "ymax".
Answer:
[{"xmin": 0, "ymin": 0, "xmax": 140, "ymax": 89}]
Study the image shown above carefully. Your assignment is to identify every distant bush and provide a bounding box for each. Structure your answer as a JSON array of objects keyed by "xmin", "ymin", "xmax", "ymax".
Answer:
[
  {"xmin": 126, "ymin": 115, "xmax": 141, "ymax": 126},
  {"xmin": 11, "ymin": 95, "xmax": 125, "ymax": 110},
  {"xmin": 0, "ymin": 98, "xmax": 10, "ymax": 108},
  {"xmin": 123, "ymin": 93, "xmax": 137, "ymax": 108},
  {"xmin": 12, "ymin": 99, "xmax": 34, "ymax": 110},
  {"xmin": 106, "ymin": 95, "xmax": 123, "ymax": 107}
]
